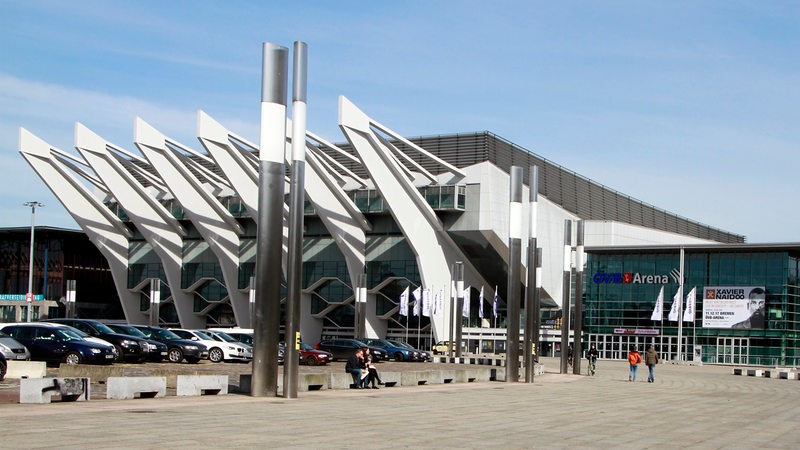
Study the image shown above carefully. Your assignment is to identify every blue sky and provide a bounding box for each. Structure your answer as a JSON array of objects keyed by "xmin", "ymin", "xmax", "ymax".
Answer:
[{"xmin": 1, "ymin": 1, "xmax": 798, "ymax": 242}]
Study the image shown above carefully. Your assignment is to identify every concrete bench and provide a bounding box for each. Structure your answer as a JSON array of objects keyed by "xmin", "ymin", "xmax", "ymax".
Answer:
[
  {"xmin": 328, "ymin": 372, "xmax": 366, "ymax": 390},
  {"xmin": 20, "ymin": 377, "xmax": 90, "ymax": 404},
  {"xmin": 777, "ymin": 371, "xmax": 798, "ymax": 380},
  {"xmin": 106, "ymin": 376, "xmax": 166, "ymax": 399},
  {"xmin": 5, "ymin": 361, "xmax": 46, "ymax": 379},
  {"xmin": 746, "ymin": 369, "xmax": 770, "ymax": 378},
  {"xmin": 732, "ymin": 368, "xmax": 744, "ymax": 376},
  {"xmin": 176, "ymin": 375, "xmax": 228, "ymax": 396},
  {"xmin": 401, "ymin": 371, "xmax": 429, "ymax": 386}
]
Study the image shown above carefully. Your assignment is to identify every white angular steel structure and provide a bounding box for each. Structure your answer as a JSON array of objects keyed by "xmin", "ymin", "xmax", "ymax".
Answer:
[{"xmin": 19, "ymin": 97, "xmax": 743, "ymax": 347}]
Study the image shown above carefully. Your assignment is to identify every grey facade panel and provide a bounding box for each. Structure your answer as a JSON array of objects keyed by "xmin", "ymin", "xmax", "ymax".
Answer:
[{"xmin": 335, "ymin": 131, "xmax": 743, "ymax": 244}]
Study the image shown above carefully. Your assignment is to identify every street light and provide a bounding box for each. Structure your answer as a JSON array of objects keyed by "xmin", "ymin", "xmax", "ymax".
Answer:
[{"xmin": 23, "ymin": 201, "xmax": 44, "ymax": 322}]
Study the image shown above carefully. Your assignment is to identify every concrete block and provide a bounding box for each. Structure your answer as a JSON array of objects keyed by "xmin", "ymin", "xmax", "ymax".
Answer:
[
  {"xmin": 5, "ymin": 361, "xmax": 46, "ymax": 379},
  {"xmin": 299, "ymin": 373, "xmax": 327, "ymax": 391},
  {"xmin": 746, "ymin": 369, "xmax": 770, "ymax": 377},
  {"xmin": 732, "ymin": 368, "xmax": 744, "ymax": 376},
  {"xmin": 106, "ymin": 377, "xmax": 166, "ymax": 400},
  {"xmin": 379, "ymin": 371, "xmax": 400, "ymax": 387},
  {"xmin": 439, "ymin": 370, "xmax": 456, "ymax": 383},
  {"xmin": 59, "ymin": 364, "xmax": 124, "ymax": 384},
  {"xmin": 455, "ymin": 368, "xmax": 491, "ymax": 383},
  {"xmin": 20, "ymin": 377, "xmax": 90, "ymax": 404},
  {"xmin": 176, "ymin": 375, "xmax": 228, "ymax": 396},
  {"xmin": 778, "ymin": 371, "xmax": 798, "ymax": 380},
  {"xmin": 329, "ymin": 372, "xmax": 361, "ymax": 390},
  {"xmin": 401, "ymin": 371, "xmax": 429, "ymax": 386}
]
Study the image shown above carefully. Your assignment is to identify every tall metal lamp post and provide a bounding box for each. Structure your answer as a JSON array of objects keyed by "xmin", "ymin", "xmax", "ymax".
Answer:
[{"xmin": 23, "ymin": 201, "xmax": 44, "ymax": 322}]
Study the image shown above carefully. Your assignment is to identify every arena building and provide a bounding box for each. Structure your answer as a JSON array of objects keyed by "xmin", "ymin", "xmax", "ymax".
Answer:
[{"xmin": 20, "ymin": 96, "xmax": 769, "ymax": 361}]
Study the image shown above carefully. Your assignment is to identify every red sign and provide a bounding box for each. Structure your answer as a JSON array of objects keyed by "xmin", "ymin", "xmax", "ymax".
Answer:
[{"xmin": 25, "ymin": 293, "xmax": 33, "ymax": 302}]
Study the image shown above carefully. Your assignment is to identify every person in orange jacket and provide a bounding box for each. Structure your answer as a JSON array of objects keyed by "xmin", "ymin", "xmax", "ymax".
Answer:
[{"xmin": 627, "ymin": 346, "xmax": 642, "ymax": 382}]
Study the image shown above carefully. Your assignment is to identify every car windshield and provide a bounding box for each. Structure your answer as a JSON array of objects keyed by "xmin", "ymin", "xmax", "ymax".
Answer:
[
  {"xmin": 300, "ymin": 342, "xmax": 313, "ymax": 351},
  {"xmin": 151, "ymin": 328, "xmax": 182, "ymax": 340},
  {"xmin": 90, "ymin": 322, "xmax": 117, "ymax": 334},
  {"xmin": 192, "ymin": 331, "xmax": 213, "ymax": 340},
  {"xmin": 388, "ymin": 340, "xmax": 413, "ymax": 349},
  {"xmin": 54, "ymin": 328, "xmax": 84, "ymax": 341},
  {"xmin": 109, "ymin": 324, "xmax": 148, "ymax": 338},
  {"xmin": 0, "ymin": 330, "xmax": 9, "ymax": 338},
  {"xmin": 209, "ymin": 331, "xmax": 238, "ymax": 343}
]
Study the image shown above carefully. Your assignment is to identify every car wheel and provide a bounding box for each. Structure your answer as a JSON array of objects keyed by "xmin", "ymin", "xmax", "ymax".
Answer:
[
  {"xmin": 113, "ymin": 345, "xmax": 125, "ymax": 363},
  {"xmin": 168, "ymin": 348, "xmax": 184, "ymax": 363},
  {"xmin": 305, "ymin": 355, "xmax": 318, "ymax": 366},
  {"xmin": 63, "ymin": 351, "xmax": 82, "ymax": 365},
  {"xmin": 395, "ymin": 352, "xmax": 405, "ymax": 362},
  {"xmin": 208, "ymin": 347, "xmax": 224, "ymax": 363},
  {"xmin": 186, "ymin": 357, "xmax": 201, "ymax": 364}
]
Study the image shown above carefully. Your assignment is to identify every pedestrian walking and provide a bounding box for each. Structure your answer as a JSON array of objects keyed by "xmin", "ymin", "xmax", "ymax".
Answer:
[
  {"xmin": 627, "ymin": 346, "xmax": 642, "ymax": 382},
  {"xmin": 645, "ymin": 345, "xmax": 659, "ymax": 383}
]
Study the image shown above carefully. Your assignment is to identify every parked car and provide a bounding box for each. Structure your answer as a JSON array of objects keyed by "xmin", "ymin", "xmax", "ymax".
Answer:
[
  {"xmin": 0, "ymin": 329, "xmax": 31, "ymax": 362},
  {"xmin": 299, "ymin": 342, "xmax": 332, "ymax": 366},
  {"xmin": 315, "ymin": 339, "xmax": 389, "ymax": 361},
  {"xmin": 167, "ymin": 329, "xmax": 247, "ymax": 363},
  {"xmin": 388, "ymin": 339, "xmax": 432, "ymax": 362},
  {"xmin": 45, "ymin": 318, "xmax": 147, "ymax": 363},
  {"xmin": 358, "ymin": 338, "xmax": 420, "ymax": 362},
  {"xmin": 0, "ymin": 323, "xmax": 115, "ymax": 366},
  {"xmin": 0, "ymin": 353, "xmax": 5, "ymax": 380},
  {"xmin": 104, "ymin": 323, "xmax": 169, "ymax": 362},
  {"xmin": 194, "ymin": 329, "xmax": 253, "ymax": 363},
  {"xmin": 129, "ymin": 325, "xmax": 208, "ymax": 364},
  {"xmin": 432, "ymin": 341, "xmax": 455, "ymax": 355},
  {"xmin": 209, "ymin": 329, "xmax": 284, "ymax": 364}
]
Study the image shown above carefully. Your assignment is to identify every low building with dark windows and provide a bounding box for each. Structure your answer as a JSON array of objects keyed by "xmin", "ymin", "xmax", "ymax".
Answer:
[
  {"xmin": 584, "ymin": 244, "xmax": 800, "ymax": 365},
  {"xmin": 0, "ymin": 227, "xmax": 118, "ymax": 321}
]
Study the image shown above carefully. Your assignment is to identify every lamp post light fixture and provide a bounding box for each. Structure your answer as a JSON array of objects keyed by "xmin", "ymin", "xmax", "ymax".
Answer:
[{"xmin": 23, "ymin": 201, "xmax": 44, "ymax": 322}]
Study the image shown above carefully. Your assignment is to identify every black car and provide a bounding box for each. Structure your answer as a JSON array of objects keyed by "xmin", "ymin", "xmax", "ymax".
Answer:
[
  {"xmin": 315, "ymin": 339, "xmax": 389, "ymax": 362},
  {"xmin": 45, "ymin": 319, "xmax": 148, "ymax": 363},
  {"xmin": 0, "ymin": 323, "xmax": 116, "ymax": 366},
  {"xmin": 0, "ymin": 352, "xmax": 6, "ymax": 381},
  {"xmin": 104, "ymin": 323, "xmax": 169, "ymax": 362},
  {"xmin": 130, "ymin": 325, "xmax": 209, "ymax": 364}
]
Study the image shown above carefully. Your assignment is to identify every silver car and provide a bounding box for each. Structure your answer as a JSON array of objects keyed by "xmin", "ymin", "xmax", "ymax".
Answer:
[{"xmin": 0, "ymin": 329, "xmax": 31, "ymax": 361}]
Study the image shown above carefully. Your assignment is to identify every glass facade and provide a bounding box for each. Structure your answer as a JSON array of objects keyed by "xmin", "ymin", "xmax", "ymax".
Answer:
[{"xmin": 584, "ymin": 247, "xmax": 800, "ymax": 365}]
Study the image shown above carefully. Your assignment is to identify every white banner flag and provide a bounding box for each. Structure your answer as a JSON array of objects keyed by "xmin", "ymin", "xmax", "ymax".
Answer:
[
  {"xmin": 493, "ymin": 285, "xmax": 499, "ymax": 319},
  {"xmin": 478, "ymin": 285, "xmax": 485, "ymax": 319},
  {"xmin": 422, "ymin": 288, "xmax": 431, "ymax": 317},
  {"xmin": 683, "ymin": 286, "xmax": 696, "ymax": 322},
  {"xmin": 668, "ymin": 289, "xmax": 681, "ymax": 321},
  {"xmin": 435, "ymin": 287, "xmax": 445, "ymax": 316},
  {"xmin": 462, "ymin": 286, "xmax": 471, "ymax": 318},
  {"xmin": 412, "ymin": 286, "xmax": 422, "ymax": 317},
  {"xmin": 650, "ymin": 286, "xmax": 664, "ymax": 321},
  {"xmin": 399, "ymin": 286, "xmax": 409, "ymax": 317}
]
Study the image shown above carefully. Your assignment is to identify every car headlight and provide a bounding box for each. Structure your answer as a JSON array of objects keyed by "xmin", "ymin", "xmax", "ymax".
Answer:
[
  {"xmin": 226, "ymin": 346, "xmax": 237, "ymax": 351},
  {"xmin": 186, "ymin": 345, "xmax": 198, "ymax": 350},
  {"xmin": 0, "ymin": 343, "xmax": 10, "ymax": 353},
  {"xmin": 91, "ymin": 348, "xmax": 102, "ymax": 354},
  {"xmin": 122, "ymin": 339, "xmax": 137, "ymax": 347}
]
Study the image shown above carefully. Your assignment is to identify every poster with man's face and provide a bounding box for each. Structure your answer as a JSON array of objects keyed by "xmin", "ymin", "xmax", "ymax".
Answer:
[{"xmin": 702, "ymin": 286, "xmax": 766, "ymax": 329}]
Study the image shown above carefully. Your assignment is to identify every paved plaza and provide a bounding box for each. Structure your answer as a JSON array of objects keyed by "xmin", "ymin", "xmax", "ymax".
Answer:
[{"xmin": 2, "ymin": 358, "xmax": 799, "ymax": 449}]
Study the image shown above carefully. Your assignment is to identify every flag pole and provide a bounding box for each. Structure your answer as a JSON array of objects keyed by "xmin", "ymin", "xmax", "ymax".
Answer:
[{"xmin": 677, "ymin": 247, "xmax": 684, "ymax": 362}]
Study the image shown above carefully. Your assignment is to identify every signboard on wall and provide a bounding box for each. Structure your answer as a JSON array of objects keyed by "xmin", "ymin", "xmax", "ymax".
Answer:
[{"xmin": 702, "ymin": 286, "xmax": 766, "ymax": 329}]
